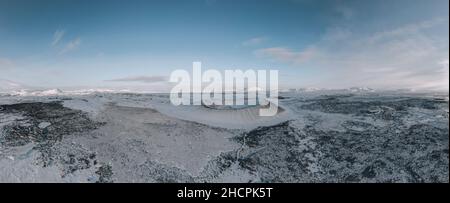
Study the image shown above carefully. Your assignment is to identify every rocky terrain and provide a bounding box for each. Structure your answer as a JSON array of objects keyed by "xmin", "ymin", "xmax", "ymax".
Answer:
[{"xmin": 0, "ymin": 91, "xmax": 448, "ymax": 182}]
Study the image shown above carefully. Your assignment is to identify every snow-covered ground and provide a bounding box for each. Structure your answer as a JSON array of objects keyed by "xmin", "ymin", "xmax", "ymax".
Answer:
[{"xmin": 0, "ymin": 90, "xmax": 448, "ymax": 182}]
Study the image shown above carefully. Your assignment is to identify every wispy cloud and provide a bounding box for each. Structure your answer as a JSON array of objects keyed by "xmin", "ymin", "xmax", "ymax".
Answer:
[
  {"xmin": 255, "ymin": 47, "xmax": 316, "ymax": 64},
  {"xmin": 60, "ymin": 38, "xmax": 81, "ymax": 54},
  {"xmin": 368, "ymin": 18, "xmax": 447, "ymax": 43},
  {"xmin": 105, "ymin": 76, "xmax": 167, "ymax": 83},
  {"xmin": 242, "ymin": 37, "xmax": 267, "ymax": 46},
  {"xmin": 51, "ymin": 30, "xmax": 65, "ymax": 46},
  {"xmin": 252, "ymin": 17, "xmax": 448, "ymax": 91},
  {"xmin": 322, "ymin": 27, "xmax": 352, "ymax": 41},
  {"xmin": 312, "ymin": 18, "xmax": 449, "ymax": 91}
]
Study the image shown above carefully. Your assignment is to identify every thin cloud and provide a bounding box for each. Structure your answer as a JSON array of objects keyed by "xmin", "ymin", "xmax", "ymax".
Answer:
[
  {"xmin": 255, "ymin": 47, "xmax": 316, "ymax": 64},
  {"xmin": 369, "ymin": 18, "xmax": 448, "ymax": 43},
  {"xmin": 242, "ymin": 37, "xmax": 267, "ymax": 46},
  {"xmin": 52, "ymin": 30, "xmax": 65, "ymax": 46},
  {"xmin": 253, "ymin": 17, "xmax": 449, "ymax": 91},
  {"xmin": 60, "ymin": 38, "xmax": 81, "ymax": 54},
  {"xmin": 311, "ymin": 18, "xmax": 449, "ymax": 91},
  {"xmin": 322, "ymin": 27, "xmax": 352, "ymax": 41},
  {"xmin": 105, "ymin": 76, "xmax": 168, "ymax": 83}
]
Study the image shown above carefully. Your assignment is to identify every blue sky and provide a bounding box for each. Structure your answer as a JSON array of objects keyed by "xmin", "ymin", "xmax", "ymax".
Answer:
[{"xmin": 0, "ymin": 0, "xmax": 448, "ymax": 91}]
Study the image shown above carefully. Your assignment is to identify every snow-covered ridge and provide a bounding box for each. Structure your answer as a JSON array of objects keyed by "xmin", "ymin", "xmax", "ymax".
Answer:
[
  {"xmin": 0, "ymin": 88, "xmax": 135, "ymax": 96},
  {"xmin": 9, "ymin": 89, "xmax": 64, "ymax": 96},
  {"xmin": 282, "ymin": 87, "xmax": 376, "ymax": 93}
]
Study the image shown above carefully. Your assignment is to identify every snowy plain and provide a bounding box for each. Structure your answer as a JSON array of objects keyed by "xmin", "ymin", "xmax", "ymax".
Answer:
[{"xmin": 0, "ymin": 88, "xmax": 448, "ymax": 183}]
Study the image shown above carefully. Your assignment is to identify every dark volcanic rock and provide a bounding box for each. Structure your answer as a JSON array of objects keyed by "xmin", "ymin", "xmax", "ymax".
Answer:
[
  {"xmin": 300, "ymin": 96, "xmax": 448, "ymax": 120},
  {"xmin": 217, "ymin": 95, "xmax": 449, "ymax": 183},
  {"xmin": 96, "ymin": 164, "xmax": 114, "ymax": 183},
  {"xmin": 231, "ymin": 121, "xmax": 322, "ymax": 182},
  {"xmin": 0, "ymin": 101, "xmax": 104, "ymax": 166},
  {"xmin": 1, "ymin": 101, "xmax": 102, "ymax": 147},
  {"xmin": 306, "ymin": 122, "xmax": 448, "ymax": 183}
]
